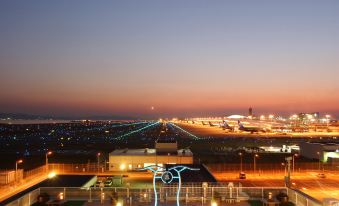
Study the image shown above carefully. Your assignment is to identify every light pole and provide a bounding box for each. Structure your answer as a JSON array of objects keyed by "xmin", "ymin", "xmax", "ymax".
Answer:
[
  {"xmin": 285, "ymin": 157, "xmax": 292, "ymax": 187},
  {"xmin": 239, "ymin": 152, "xmax": 243, "ymax": 172},
  {"xmin": 97, "ymin": 152, "xmax": 101, "ymax": 173},
  {"xmin": 281, "ymin": 162, "xmax": 286, "ymax": 176},
  {"xmin": 292, "ymin": 154, "xmax": 298, "ymax": 174},
  {"xmin": 15, "ymin": 159, "xmax": 23, "ymax": 182},
  {"xmin": 253, "ymin": 154, "xmax": 259, "ymax": 173},
  {"xmin": 46, "ymin": 151, "xmax": 52, "ymax": 173},
  {"xmin": 317, "ymin": 152, "xmax": 321, "ymax": 172}
]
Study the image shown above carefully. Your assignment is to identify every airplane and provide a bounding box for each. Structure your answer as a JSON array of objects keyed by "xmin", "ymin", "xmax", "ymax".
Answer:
[
  {"xmin": 220, "ymin": 121, "xmax": 234, "ymax": 131},
  {"xmin": 209, "ymin": 121, "xmax": 227, "ymax": 127},
  {"xmin": 237, "ymin": 120, "xmax": 268, "ymax": 133},
  {"xmin": 208, "ymin": 121, "xmax": 218, "ymax": 127},
  {"xmin": 202, "ymin": 121, "xmax": 208, "ymax": 126}
]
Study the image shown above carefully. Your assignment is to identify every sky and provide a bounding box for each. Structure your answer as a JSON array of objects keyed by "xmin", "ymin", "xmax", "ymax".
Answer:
[{"xmin": 0, "ymin": 0, "xmax": 338, "ymax": 119}]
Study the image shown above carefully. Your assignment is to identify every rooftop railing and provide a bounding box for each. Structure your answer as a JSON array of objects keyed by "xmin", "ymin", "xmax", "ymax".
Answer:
[{"xmin": 5, "ymin": 185, "xmax": 325, "ymax": 206}]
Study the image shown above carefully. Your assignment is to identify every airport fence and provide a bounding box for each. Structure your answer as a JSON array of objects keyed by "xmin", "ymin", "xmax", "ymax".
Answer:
[
  {"xmin": 48, "ymin": 163, "xmax": 106, "ymax": 174},
  {"xmin": 4, "ymin": 185, "xmax": 325, "ymax": 206},
  {"xmin": 206, "ymin": 162, "xmax": 339, "ymax": 173}
]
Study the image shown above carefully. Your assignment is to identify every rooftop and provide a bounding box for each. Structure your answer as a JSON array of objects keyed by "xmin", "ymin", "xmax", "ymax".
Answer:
[{"xmin": 110, "ymin": 148, "xmax": 192, "ymax": 156}]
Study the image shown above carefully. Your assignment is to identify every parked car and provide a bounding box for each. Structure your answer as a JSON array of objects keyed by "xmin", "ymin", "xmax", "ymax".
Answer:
[
  {"xmin": 239, "ymin": 172, "xmax": 246, "ymax": 179},
  {"xmin": 316, "ymin": 173, "xmax": 326, "ymax": 178},
  {"xmin": 104, "ymin": 178, "xmax": 113, "ymax": 187}
]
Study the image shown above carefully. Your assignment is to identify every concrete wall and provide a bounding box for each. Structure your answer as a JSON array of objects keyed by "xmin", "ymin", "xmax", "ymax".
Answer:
[{"xmin": 155, "ymin": 142, "xmax": 177, "ymax": 153}]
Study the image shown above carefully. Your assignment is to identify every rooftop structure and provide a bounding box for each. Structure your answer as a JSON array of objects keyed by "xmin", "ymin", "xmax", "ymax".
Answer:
[{"xmin": 109, "ymin": 140, "xmax": 193, "ymax": 171}]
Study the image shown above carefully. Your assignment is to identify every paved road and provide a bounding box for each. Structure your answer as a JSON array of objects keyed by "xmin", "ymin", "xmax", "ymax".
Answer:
[{"xmin": 213, "ymin": 171, "xmax": 339, "ymax": 201}]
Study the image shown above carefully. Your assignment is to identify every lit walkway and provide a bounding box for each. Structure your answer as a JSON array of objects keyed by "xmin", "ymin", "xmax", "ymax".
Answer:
[
  {"xmin": 0, "ymin": 174, "xmax": 47, "ymax": 202},
  {"xmin": 83, "ymin": 200, "xmax": 252, "ymax": 206}
]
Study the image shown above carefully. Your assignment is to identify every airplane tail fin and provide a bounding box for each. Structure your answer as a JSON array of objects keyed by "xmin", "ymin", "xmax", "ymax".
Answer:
[
  {"xmin": 224, "ymin": 121, "xmax": 230, "ymax": 127},
  {"xmin": 238, "ymin": 120, "xmax": 244, "ymax": 128}
]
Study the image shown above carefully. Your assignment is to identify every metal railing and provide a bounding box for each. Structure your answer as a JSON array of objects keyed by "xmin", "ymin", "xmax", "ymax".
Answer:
[
  {"xmin": 207, "ymin": 162, "xmax": 339, "ymax": 173},
  {"xmin": 5, "ymin": 185, "xmax": 325, "ymax": 206}
]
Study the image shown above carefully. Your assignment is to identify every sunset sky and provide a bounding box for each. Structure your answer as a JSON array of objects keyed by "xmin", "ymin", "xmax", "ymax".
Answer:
[{"xmin": 0, "ymin": 1, "xmax": 338, "ymax": 118}]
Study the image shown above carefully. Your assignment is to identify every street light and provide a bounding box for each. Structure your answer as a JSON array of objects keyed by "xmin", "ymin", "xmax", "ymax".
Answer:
[
  {"xmin": 281, "ymin": 162, "xmax": 286, "ymax": 176},
  {"xmin": 97, "ymin": 152, "xmax": 101, "ymax": 172},
  {"xmin": 317, "ymin": 152, "xmax": 321, "ymax": 172},
  {"xmin": 211, "ymin": 201, "xmax": 218, "ymax": 206},
  {"xmin": 292, "ymin": 154, "xmax": 298, "ymax": 173},
  {"xmin": 15, "ymin": 159, "xmax": 23, "ymax": 182},
  {"xmin": 239, "ymin": 152, "xmax": 243, "ymax": 172},
  {"xmin": 46, "ymin": 151, "xmax": 52, "ymax": 173},
  {"xmin": 253, "ymin": 154, "xmax": 259, "ymax": 173}
]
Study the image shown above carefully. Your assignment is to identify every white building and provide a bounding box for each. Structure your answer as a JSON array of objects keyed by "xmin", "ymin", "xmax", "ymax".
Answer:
[{"xmin": 108, "ymin": 141, "xmax": 193, "ymax": 171}]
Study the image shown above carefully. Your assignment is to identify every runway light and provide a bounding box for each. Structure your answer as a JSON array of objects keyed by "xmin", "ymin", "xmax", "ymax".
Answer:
[{"xmin": 48, "ymin": 171, "xmax": 56, "ymax": 179}]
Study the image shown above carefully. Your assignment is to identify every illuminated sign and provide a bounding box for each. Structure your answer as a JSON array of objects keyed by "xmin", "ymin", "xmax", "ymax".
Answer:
[{"xmin": 139, "ymin": 165, "xmax": 199, "ymax": 206}]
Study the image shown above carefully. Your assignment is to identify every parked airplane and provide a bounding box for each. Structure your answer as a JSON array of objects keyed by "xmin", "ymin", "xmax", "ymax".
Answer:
[
  {"xmin": 221, "ymin": 121, "xmax": 234, "ymax": 131},
  {"xmin": 208, "ymin": 121, "xmax": 219, "ymax": 127},
  {"xmin": 237, "ymin": 120, "xmax": 268, "ymax": 133}
]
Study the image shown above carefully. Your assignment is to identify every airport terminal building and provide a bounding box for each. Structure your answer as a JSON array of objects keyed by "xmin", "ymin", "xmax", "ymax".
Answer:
[{"xmin": 108, "ymin": 140, "xmax": 193, "ymax": 171}]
